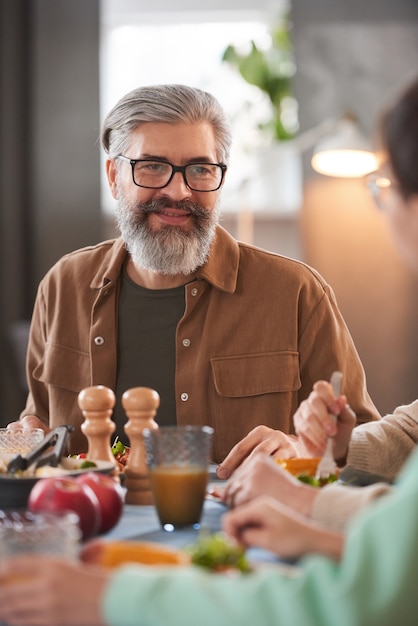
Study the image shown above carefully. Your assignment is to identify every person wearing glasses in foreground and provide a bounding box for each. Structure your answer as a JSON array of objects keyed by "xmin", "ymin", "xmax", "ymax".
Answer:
[
  {"xmin": 223, "ymin": 76, "xmax": 418, "ymax": 531},
  {"xmin": 8, "ymin": 83, "xmax": 378, "ymax": 463},
  {"xmin": 1, "ymin": 80, "xmax": 418, "ymax": 626}
]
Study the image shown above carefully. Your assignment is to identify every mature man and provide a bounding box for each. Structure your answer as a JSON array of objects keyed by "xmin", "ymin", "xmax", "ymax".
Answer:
[{"xmin": 12, "ymin": 84, "xmax": 379, "ymax": 463}]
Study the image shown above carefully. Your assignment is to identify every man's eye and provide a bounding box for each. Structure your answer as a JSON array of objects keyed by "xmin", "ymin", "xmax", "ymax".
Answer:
[
  {"xmin": 188, "ymin": 164, "xmax": 212, "ymax": 177},
  {"xmin": 137, "ymin": 162, "xmax": 169, "ymax": 174}
]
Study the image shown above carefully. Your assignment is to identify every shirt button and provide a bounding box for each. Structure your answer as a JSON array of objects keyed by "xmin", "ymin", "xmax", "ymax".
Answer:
[
  {"xmin": 182, "ymin": 338, "xmax": 191, "ymax": 347},
  {"xmin": 191, "ymin": 287, "xmax": 198, "ymax": 296},
  {"xmin": 94, "ymin": 336, "xmax": 105, "ymax": 346},
  {"xmin": 180, "ymin": 393, "xmax": 189, "ymax": 402}
]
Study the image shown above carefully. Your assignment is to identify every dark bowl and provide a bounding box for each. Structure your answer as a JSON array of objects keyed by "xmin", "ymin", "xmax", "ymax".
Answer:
[
  {"xmin": 0, "ymin": 460, "xmax": 116, "ymax": 510},
  {"xmin": 0, "ymin": 475, "xmax": 41, "ymax": 509}
]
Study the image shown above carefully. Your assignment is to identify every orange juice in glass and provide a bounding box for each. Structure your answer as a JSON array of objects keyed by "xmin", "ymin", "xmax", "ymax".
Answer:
[{"xmin": 143, "ymin": 425, "xmax": 213, "ymax": 531}]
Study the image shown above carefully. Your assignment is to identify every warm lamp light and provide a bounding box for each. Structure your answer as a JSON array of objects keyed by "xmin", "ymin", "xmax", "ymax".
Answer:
[
  {"xmin": 311, "ymin": 149, "xmax": 377, "ymax": 178},
  {"xmin": 234, "ymin": 111, "xmax": 378, "ymax": 245},
  {"xmin": 310, "ymin": 113, "xmax": 378, "ymax": 178}
]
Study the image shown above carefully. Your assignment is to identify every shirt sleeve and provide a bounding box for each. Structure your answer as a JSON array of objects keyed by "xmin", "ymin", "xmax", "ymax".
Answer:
[
  {"xmin": 346, "ymin": 400, "xmax": 418, "ymax": 481},
  {"xmin": 297, "ymin": 280, "xmax": 380, "ymax": 427},
  {"xmin": 102, "ymin": 449, "xmax": 418, "ymax": 626},
  {"xmin": 311, "ymin": 481, "xmax": 393, "ymax": 531}
]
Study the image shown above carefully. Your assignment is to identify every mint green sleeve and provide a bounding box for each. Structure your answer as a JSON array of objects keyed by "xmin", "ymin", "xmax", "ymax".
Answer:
[{"xmin": 103, "ymin": 449, "xmax": 418, "ymax": 626}]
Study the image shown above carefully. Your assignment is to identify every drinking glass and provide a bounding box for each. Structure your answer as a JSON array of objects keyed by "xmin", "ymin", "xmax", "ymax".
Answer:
[
  {"xmin": 0, "ymin": 510, "xmax": 81, "ymax": 559},
  {"xmin": 143, "ymin": 425, "xmax": 214, "ymax": 531}
]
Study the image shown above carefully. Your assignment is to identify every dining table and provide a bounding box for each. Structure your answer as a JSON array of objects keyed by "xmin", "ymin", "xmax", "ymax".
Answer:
[
  {"xmin": 102, "ymin": 461, "xmax": 389, "ymax": 569},
  {"xmin": 103, "ymin": 465, "xmax": 283, "ymax": 566}
]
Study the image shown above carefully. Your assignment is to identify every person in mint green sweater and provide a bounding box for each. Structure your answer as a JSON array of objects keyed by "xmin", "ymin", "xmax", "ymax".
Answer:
[{"xmin": 0, "ymin": 449, "xmax": 417, "ymax": 626}]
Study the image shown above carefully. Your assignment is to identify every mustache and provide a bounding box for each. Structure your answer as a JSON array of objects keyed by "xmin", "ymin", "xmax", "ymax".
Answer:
[{"xmin": 138, "ymin": 198, "xmax": 210, "ymax": 219}]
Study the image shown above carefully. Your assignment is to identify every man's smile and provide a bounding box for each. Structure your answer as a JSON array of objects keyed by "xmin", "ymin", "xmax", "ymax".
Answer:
[{"xmin": 153, "ymin": 208, "xmax": 192, "ymax": 226}]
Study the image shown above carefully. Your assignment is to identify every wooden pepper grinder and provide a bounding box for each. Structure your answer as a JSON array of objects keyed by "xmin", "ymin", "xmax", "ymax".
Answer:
[
  {"xmin": 122, "ymin": 386, "xmax": 159, "ymax": 505},
  {"xmin": 78, "ymin": 385, "xmax": 117, "ymax": 467}
]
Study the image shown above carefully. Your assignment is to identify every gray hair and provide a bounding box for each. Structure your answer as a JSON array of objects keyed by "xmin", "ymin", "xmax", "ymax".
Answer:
[{"xmin": 101, "ymin": 84, "xmax": 232, "ymax": 164}]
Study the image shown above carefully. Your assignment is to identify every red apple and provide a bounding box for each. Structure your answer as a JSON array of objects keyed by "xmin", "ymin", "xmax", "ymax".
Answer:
[
  {"xmin": 76, "ymin": 472, "xmax": 124, "ymax": 534},
  {"xmin": 28, "ymin": 476, "xmax": 101, "ymax": 540}
]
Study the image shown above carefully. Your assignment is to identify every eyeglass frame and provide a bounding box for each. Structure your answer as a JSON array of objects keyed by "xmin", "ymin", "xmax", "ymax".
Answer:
[
  {"xmin": 364, "ymin": 171, "xmax": 395, "ymax": 210},
  {"xmin": 116, "ymin": 155, "xmax": 227, "ymax": 192}
]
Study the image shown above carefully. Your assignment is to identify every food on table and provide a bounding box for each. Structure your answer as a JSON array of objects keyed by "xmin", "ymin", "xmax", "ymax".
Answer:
[
  {"xmin": 77, "ymin": 472, "xmax": 124, "ymax": 533},
  {"xmin": 83, "ymin": 535, "xmax": 251, "ymax": 573},
  {"xmin": 78, "ymin": 459, "xmax": 98, "ymax": 469},
  {"xmin": 276, "ymin": 457, "xmax": 339, "ymax": 487},
  {"xmin": 82, "ymin": 540, "xmax": 191, "ymax": 567},
  {"xmin": 28, "ymin": 475, "xmax": 102, "ymax": 540},
  {"xmin": 111, "ymin": 438, "xmax": 131, "ymax": 469},
  {"xmin": 187, "ymin": 532, "xmax": 252, "ymax": 573},
  {"xmin": 71, "ymin": 454, "xmax": 99, "ymax": 470},
  {"xmin": 27, "ymin": 471, "xmax": 123, "ymax": 539},
  {"xmin": 0, "ymin": 456, "xmax": 98, "ymax": 478}
]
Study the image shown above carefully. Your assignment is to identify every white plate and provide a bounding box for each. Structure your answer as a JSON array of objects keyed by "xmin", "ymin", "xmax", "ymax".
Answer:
[
  {"xmin": 35, "ymin": 458, "xmax": 116, "ymax": 477},
  {"xmin": 0, "ymin": 457, "xmax": 116, "ymax": 479}
]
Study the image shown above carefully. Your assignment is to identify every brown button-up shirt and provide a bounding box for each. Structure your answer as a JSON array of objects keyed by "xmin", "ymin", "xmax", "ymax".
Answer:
[{"xmin": 22, "ymin": 226, "xmax": 379, "ymax": 462}]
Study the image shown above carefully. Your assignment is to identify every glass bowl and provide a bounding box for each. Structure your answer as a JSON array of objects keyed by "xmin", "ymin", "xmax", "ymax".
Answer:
[{"xmin": 0, "ymin": 428, "xmax": 44, "ymax": 455}]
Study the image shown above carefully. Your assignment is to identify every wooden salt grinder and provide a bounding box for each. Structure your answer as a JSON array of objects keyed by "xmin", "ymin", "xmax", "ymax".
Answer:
[
  {"xmin": 78, "ymin": 385, "xmax": 117, "ymax": 466},
  {"xmin": 122, "ymin": 386, "xmax": 159, "ymax": 505}
]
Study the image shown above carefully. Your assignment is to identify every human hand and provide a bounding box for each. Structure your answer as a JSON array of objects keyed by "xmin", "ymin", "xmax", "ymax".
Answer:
[
  {"xmin": 222, "ymin": 454, "xmax": 318, "ymax": 517},
  {"xmin": 217, "ymin": 425, "xmax": 304, "ymax": 480},
  {"xmin": 222, "ymin": 495, "xmax": 344, "ymax": 561},
  {"xmin": 0, "ymin": 555, "xmax": 108, "ymax": 626},
  {"xmin": 6, "ymin": 415, "xmax": 50, "ymax": 435},
  {"xmin": 293, "ymin": 380, "xmax": 356, "ymax": 462}
]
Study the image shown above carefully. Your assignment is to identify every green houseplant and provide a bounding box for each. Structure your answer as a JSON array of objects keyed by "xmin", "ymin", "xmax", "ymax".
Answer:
[{"xmin": 222, "ymin": 17, "xmax": 297, "ymax": 143}]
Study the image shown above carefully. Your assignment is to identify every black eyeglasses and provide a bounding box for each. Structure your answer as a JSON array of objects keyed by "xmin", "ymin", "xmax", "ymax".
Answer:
[
  {"xmin": 364, "ymin": 171, "xmax": 394, "ymax": 210},
  {"xmin": 117, "ymin": 155, "xmax": 227, "ymax": 192}
]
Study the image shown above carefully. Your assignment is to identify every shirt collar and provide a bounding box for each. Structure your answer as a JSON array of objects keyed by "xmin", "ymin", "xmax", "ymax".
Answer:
[
  {"xmin": 90, "ymin": 225, "xmax": 240, "ymax": 294},
  {"xmin": 195, "ymin": 225, "xmax": 239, "ymax": 294}
]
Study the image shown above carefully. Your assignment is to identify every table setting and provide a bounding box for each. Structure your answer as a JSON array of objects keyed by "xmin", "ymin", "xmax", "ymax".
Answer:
[
  {"xmin": 0, "ymin": 380, "xmax": 388, "ymax": 581},
  {"xmin": 0, "ymin": 415, "xmax": 283, "ymax": 574}
]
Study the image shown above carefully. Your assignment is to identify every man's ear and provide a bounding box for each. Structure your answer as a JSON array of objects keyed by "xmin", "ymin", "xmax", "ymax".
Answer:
[{"xmin": 106, "ymin": 159, "xmax": 118, "ymax": 199}]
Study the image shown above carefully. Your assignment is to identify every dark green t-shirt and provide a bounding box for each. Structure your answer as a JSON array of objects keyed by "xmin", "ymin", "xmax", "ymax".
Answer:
[{"xmin": 113, "ymin": 269, "xmax": 186, "ymax": 444}]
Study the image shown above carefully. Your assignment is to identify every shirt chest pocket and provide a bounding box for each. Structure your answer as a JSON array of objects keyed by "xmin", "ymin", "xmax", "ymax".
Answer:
[
  {"xmin": 210, "ymin": 351, "xmax": 300, "ymax": 398},
  {"xmin": 33, "ymin": 342, "xmax": 90, "ymax": 393}
]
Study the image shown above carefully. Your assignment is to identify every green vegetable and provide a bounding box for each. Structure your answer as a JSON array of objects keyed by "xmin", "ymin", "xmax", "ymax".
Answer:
[
  {"xmin": 297, "ymin": 474, "xmax": 338, "ymax": 488},
  {"xmin": 111, "ymin": 438, "xmax": 126, "ymax": 457},
  {"xmin": 187, "ymin": 533, "xmax": 252, "ymax": 573},
  {"xmin": 79, "ymin": 460, "xmax": 97, "ymax": 469}
]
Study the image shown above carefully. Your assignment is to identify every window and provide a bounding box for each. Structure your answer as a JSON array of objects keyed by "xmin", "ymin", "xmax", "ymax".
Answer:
[
  {"xmin": 101, "ymin": 0, "xmax": 301, "ymax": 214},
  {"xmin": 99, "ymin": 1, "xmax": 301, "ymax": 216}
]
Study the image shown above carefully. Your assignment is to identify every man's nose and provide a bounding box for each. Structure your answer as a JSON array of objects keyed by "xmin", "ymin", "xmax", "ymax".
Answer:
[{"xmin": 162, "ymin": 171, "xmax": 192, "ymax": 199}]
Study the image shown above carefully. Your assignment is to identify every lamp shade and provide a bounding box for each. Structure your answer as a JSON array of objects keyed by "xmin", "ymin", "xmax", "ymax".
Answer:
[{"xmin": 311, "ymin": 114, "xmax": 377, "ymax": 178}]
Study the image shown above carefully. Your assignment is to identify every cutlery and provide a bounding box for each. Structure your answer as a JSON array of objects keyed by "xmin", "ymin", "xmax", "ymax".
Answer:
[{"xmin": 315, "ymin": 371, "xmax": 343, "ymax": 480}]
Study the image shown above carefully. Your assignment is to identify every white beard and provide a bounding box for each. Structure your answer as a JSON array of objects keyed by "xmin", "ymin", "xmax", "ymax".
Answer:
[{"xmin": 115, "ymin": 193, "xmax": 220, "ymax": 276}]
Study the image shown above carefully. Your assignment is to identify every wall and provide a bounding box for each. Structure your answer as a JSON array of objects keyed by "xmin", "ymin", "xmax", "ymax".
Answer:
[
  {"xmin": 291, "ymin": 0, "xmax": 418, "ymax": 414},
  {"xmin": 30, "ymin": 0, "xmax": 102, "ymax": 286},
  {"xmin": 0, "ymin": 0, "xmax": 102, "ymax": 423}
]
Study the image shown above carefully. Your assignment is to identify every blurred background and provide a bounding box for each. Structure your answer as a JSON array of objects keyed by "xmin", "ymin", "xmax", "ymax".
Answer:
[{"xmin": 1, "ymin": 0, "xmax": 418, "ymax": 425}]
